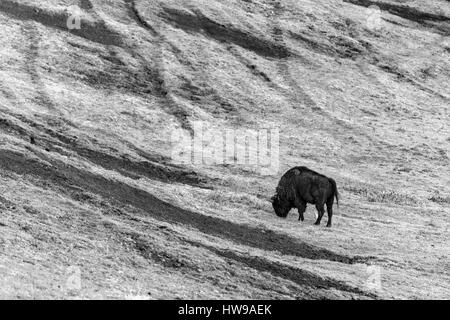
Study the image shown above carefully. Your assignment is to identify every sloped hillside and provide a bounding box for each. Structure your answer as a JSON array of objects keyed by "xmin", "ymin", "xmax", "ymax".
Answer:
[{"xmin": 0, "ymin": 0, "xmax": 448, "ymax": 299}]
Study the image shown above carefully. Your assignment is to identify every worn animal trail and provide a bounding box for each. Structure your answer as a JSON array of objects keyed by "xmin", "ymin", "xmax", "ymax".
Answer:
[
  {"xmin": 269, "ymin": 1, "xmax": 318, "ymax": 111},
  {"xmin": 226, "ymin": 45, "xmax": 273, "ymax": 84},
  {"xmin": 0, "ymin": 147, "xmax": 374, "ymax": 267},
  {"xmin": 343, "ymin": 0, "xmax": 450, "ymax": 35},
  {"xmin": 123, "ymin": 0, "xmax": 193, "ymax": 133},
  {"xmin": 160, "ymin": 6, "xmax": 290, "ymax": 59},
  {"xmin": 185, "ymin": 240, "xmax": 377, "ymax": 299},
  {"xmin": 1, "ymin": 0, "xmax": 448, "ymax": 299},
  {"xmin": 269, "ymin": 4, "xmax": 395, "ymax": 155},
  {"xmin": 0, "ymin": 0, "xmax": 123, "ymax": 46},
  {"xmin": 0, "ymin": 109, "xmax": 207, "ymax": 188},
  {"xmin": 20, "ymin": 22, "xmax": 61, "ymax": 116}
]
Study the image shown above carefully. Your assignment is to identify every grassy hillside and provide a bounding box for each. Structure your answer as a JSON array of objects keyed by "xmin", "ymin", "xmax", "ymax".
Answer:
[{"xmin": 0, "ymin": 0, "xmax": 448, "ymax": 299}]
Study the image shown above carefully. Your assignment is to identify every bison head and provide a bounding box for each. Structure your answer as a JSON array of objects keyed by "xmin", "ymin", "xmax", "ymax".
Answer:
[{"xmin": 270, "ymin": 194, "xmax": 291, "ymax": 218}]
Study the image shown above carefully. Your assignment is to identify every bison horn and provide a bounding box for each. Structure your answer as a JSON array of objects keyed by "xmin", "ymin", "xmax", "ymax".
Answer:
[{"xmin": 270, "ymin": 195, "xmax": 277, "ymax": 203}]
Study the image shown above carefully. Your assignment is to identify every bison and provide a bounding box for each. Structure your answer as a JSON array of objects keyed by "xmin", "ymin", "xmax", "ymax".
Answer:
[{"xmin": 270, "ymin": 166, "xmax": 339, "ymax": 227}]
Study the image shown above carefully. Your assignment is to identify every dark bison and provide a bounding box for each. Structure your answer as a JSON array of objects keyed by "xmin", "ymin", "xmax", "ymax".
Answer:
[{"xmin": 270, "ymin": 166, "xmax": 339, "ymax": 227}]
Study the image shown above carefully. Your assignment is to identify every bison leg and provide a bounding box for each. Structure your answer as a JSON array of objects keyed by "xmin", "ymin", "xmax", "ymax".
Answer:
[
  {"xmin": 297, "ymin": 202, "xmax": 306, "ymax": 221},
  {"xmin": 326, "ymin": 198, "xmax": 334, "ymax": 228},
  {"xmin": 314, "ymin": 203, "xmax": 325, "ymax": 225}
]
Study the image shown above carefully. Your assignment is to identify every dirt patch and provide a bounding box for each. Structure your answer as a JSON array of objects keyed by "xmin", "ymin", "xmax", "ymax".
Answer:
[{"xmin": 160, "ymin": 6, "xmax": 291, "ymax": 59}]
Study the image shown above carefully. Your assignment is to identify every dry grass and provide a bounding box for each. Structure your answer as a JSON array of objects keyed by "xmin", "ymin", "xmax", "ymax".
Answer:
[{"xmin": 0, "ymin": 0, "xmax": 449, "ymax": 299}]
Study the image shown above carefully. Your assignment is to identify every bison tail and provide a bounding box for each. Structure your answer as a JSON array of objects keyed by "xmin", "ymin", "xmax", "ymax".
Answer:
[{"xmin": 329, "ymin": 178, "xmax": 339, "ymax": 207}]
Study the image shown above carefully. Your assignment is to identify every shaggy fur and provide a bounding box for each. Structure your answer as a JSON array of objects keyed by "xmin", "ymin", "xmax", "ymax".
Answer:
[{"xmin": 271, "ymin": 166, "xmax": 339, "ymax": 227}]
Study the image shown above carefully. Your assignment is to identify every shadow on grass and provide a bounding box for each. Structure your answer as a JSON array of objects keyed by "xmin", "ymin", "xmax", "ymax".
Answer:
[
  {"xmin": 0, "ymin": 149, "xmax": 374, "ymax": 265},
  {"xmin": 185, "ymin": 239, "xmax": 376, "ymax": 298}
]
